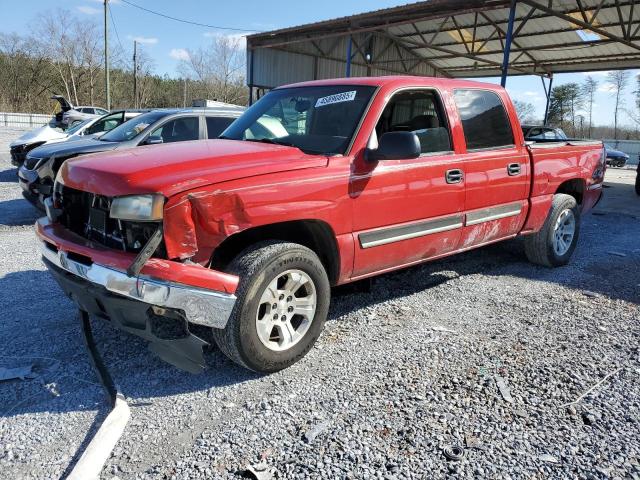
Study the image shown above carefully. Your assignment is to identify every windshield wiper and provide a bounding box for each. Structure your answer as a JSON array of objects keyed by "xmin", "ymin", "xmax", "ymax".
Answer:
[{"xmin": 245, "ymin": 138, "xmax": 297, "ymax": 148}]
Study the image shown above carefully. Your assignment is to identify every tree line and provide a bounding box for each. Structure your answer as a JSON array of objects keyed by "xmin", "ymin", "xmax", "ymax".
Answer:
[
  {"xmin": 0, "ymin": 9, "xmax": 248, "ymax": 115},
  {"xmin": 514, "ymin": 71, "xmax": 640, "ymax": 140}
]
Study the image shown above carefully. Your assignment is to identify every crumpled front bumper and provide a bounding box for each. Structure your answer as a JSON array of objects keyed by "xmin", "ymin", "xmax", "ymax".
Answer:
[
  {"xmin": 36, "ymin": 218, "xmax": 238, "ymax": 330},
  {"xmin": 37, "ymin": 217, "xmax": 240, "ymax": 372},
  {"xmin": 41, "ymin": 242, "xmax": 237, "ymax": 329}
]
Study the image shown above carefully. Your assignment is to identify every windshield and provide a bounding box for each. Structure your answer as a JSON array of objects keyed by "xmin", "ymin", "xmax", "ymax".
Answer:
[
  {"xmin": 221, "ymin": 85, "xmax": 376, "ymax": 155},
  {"xmin": 66, "ymin": 119, "xmax": 91, "ymax": 135},
  {"xmin": 100, "ymin": 110, "xmax": 169, "ymax": 142}
]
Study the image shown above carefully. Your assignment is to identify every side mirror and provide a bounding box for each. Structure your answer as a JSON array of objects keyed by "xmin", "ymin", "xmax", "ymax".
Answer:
[
  {"xmin": 145, "ymin": 137, "xmax": 163, "ymax": 145},
  {"xmin": 365, "ymin": 131, "xmax": 421, "ymax": 162}
]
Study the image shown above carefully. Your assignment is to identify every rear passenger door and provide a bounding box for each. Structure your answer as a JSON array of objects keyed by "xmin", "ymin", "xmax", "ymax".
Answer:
[
  {"xmin": 146, "ymin": 116, "xmax": 200, "ymax": 144},
  {"xmin": 205, "ymin": 116, "xmax": 236, "ymax": 139},
  {"xmin": 352, "ymin": 89, "xmax": 465, "ymax": 278},
  {"xmin": 453, "ymin": 89, "xmax": 529, "ymax": 249}
]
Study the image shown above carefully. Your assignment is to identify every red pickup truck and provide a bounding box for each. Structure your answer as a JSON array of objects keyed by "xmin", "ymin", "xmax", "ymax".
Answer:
[{"xmin": 37, "ymin": 76, "xmax": 605, "ymax": 373}]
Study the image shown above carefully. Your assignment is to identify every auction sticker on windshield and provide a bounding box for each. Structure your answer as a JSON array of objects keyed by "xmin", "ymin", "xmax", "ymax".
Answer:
[{"xmin": 315, "ymin": 91, "xmax": 357, "ymax": 108}]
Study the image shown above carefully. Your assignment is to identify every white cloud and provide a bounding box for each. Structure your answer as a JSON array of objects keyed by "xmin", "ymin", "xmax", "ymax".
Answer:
[
  {"xmin": 169, "ymin": 48, "xmax": 190, "ymax": 61},
  {"xmin": 203, "ymin": 31, "xmax": 253, "ymax": 49},
  {"xmin": 77, "ymin": 5, "xmax": 101, "ymax": 15},
  {"xmin": 598, "ymin": 84, "xmax": 616, "ymax": 92},
  {"xmin": 127, "ymin": 35, "xmax": 158, "ymax": 45},
  {"xmin": 582, "ymin": 70, "xmax": 611, "ymax": 76}
]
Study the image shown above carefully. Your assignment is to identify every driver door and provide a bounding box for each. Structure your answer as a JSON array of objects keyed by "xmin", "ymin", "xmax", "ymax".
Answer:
[{"xmin": 351, "ymin": 89, "xmax": 465, "ymax": 279}]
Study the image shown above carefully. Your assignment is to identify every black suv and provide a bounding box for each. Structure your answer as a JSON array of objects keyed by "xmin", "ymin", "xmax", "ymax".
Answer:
[{"xmin": 18, "ymin": 106, "xmax": 245, "ymax": 209}]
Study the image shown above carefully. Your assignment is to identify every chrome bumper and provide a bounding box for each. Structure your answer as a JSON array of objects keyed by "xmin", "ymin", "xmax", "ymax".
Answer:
[{"xmin": 41, "ymin": 242, "xmax": 236, "ymax": 329}]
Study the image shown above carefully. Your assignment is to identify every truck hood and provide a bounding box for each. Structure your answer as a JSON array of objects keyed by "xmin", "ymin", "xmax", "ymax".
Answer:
[
  {"xmin": 59, "ymin": 139, "xmax": 329, "ymax": 197},
  {"xmin": 10, "ymin": 124, "xmax": 66, "ymax": 147}
]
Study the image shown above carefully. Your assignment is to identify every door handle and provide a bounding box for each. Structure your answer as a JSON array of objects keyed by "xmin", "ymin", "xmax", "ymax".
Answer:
[
  {"xmin": 445, "ymin": 169, "xmax": 464, "ymax": 184},
  {"xmin": 507, "ymin": 163, "xmax": 521, "ymax": 176}
]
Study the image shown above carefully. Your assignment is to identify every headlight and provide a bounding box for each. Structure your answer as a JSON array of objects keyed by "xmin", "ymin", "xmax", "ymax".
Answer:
[
  {"xmin": 25, "ymin": 156, "xmax": 47, "ymax": 170},
  {"xmin": 110, "ymin": 195, "xmax": 164, "ymax": 221}
]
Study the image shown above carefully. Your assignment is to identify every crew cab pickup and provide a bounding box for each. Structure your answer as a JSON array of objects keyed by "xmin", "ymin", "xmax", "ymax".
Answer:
[{"xmin": 36, "ymin": 77, "xmax": 605, "ymax": 373}]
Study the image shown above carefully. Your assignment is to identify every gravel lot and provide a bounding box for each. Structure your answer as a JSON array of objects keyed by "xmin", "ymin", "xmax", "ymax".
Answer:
[{"xmin": 0, "ymin": 127, "xmax": 638, "ymax": 480}]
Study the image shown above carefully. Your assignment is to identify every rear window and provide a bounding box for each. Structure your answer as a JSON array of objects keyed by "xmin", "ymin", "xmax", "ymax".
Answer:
[{"xmin": 453, "ymin": 89, "xmax": 514, "ymax": 150}]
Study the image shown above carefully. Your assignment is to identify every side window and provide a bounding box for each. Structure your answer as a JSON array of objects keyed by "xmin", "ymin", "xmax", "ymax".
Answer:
[
  {"xmin": 149, "ymin": 116, "xmax": 199, "ymax": 143},
  {"xmin": 86, "ymin": 113, "xmax": 123, "ymax": 135},
  {"xmin": 83, "ymin": 108, "xmax": 95, "ymax": 114},
  {"xmin": 375, "ymin": 90, "xmax": 452, "ymax": 155},
  {"xmin": 527, "ymin": 128, "xmax": 543, "ymax": 139},
  {"xmin": 206, "ymin": 116, "xmax": 235, "ymax": 139},
  {"xmin": 453, "ymin": 89, "xmax": 514, "ymax": 150}
]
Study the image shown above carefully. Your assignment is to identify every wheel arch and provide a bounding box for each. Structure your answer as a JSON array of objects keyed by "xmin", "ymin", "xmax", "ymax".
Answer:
[
  {"xmin": 210, "ymin": 220, "xmax": 341, "ymax": 285},
  {"xmin": 555, "ymin": 178, "xmax": 585, "ymax": 205}
]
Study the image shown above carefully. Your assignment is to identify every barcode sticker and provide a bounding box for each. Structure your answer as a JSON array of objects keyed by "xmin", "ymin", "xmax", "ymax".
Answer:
[{"xmin": 315, "ymin": 91, "xmax": 357, "ymax": 108}]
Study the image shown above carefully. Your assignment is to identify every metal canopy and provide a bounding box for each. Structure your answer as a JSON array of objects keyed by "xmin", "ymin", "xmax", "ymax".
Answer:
[{"xmin": 246, "ymin": 0, "xmax": 640, "ymax": 92}]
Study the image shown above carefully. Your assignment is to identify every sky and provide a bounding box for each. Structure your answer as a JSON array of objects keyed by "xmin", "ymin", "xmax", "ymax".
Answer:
[{"xmin": 0, "ymin": 0, "xmax": 638, "ymax": 126}]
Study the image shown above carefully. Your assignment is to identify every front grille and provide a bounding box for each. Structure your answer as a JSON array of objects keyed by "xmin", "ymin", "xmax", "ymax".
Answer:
[{"xmin": 56, "ymin": 185, "xmax": 166, "ymax": 257}]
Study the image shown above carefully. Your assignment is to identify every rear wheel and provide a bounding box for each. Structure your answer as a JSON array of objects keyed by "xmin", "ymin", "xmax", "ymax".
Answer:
[
  {"xmin": 524, "ymin": 194, "xmax": 580, "ymax": 267},
  {"xmin": 212, "ymin": 241, "xmax": 330, "ymax": 373}
]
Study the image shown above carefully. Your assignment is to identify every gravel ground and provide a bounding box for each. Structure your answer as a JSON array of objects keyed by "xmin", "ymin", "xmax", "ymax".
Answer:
[{"xmin": 0, "ymin": 127, "xmax": 638, "ymax": 480}]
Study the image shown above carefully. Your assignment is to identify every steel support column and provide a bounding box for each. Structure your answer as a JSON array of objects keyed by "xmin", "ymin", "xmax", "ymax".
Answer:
[
  {"xmin": 501, "ymin": 0, "xmax": 517, "ymax": 87},
  {"xmin": 248, "ymin": 49, "xmax": 255, "ymax": 106},
  {"xmin": 346, "ymin": 35, "xmax": 353, "ymax": 77},
  {"xmin": 543, "ymin": 74, "xmax": 554, "ymax": 125}
]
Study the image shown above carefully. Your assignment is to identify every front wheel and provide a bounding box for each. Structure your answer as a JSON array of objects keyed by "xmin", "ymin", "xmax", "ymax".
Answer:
[
  {"xmin": 524, "ymin": 194, "xmax": 580, "ymax": 267},
  {"xmin": 212, "ymin": 241, "xmax": 330, "ymax": 373}
]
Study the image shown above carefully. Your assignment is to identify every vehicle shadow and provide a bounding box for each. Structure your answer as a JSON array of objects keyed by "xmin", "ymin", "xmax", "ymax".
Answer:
[
  {"xmin": 0, "ymin": 267, "xmax": 259, "ymax": 420},
  {"xmin": 0, "ymin": 198, "xmax": 41, "ymax": 227},
  {"xmin": 0, "ymin": 167, "xmax": 18, "ymax": 183}
]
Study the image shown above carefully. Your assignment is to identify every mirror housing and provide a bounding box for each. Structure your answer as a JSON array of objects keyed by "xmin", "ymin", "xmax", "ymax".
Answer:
[
  {"xmin": 145, "ymin": 137, "xmax": 163, "ymax": 145},
  {"xmin": 365, "ymin": 131, "xmax": 421, "ymax": 162}
]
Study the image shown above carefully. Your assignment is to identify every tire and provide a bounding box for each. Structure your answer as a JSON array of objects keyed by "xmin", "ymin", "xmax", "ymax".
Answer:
[
  {"xmin": 524, "ymin": 194, "xmax": 580, "ymax": 267},
  {"xmin": 212, "ymin": 241, "xmax": 330, "ymax": 373}
]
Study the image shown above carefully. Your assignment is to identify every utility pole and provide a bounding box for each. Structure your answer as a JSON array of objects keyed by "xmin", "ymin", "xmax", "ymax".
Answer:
[
  {"xmin": 183, "ymin": 78, "xmax": 187, "ymax": 108},
  {"xmin": 133, "ymin": 40, "xmax": 138, "ymax": 108},
  {"xmin": 103, "ymin": 0, "xmax": 111, "ymax": 110}
]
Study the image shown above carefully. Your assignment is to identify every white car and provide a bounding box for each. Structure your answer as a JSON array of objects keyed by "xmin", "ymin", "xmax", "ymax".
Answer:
[{"xmin": 9, "ymin": 110, "xmax": 146, "ymax": 167}]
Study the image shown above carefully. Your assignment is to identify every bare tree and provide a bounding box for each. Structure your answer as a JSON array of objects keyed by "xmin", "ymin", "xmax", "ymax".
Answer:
[
  {"xmin": 513, "ymin": 100, "xmax": 536, "ymax": 123},
  {"xmin": 180, "ymin": 35, "xmax": 247, "ymax": 105},
  {"xmin": 581, "ymin": 76, "xmax": 598, "ymax": 138},
  {"xmin": 607, "ymin": 70, "xmax": 629, "ymax": 140},
  {"xmin": 134, "ymin": 49, "xmax": 157, "ymax": 108}
]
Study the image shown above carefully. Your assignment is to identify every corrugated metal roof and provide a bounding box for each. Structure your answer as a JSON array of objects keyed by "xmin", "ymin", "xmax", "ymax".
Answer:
[{"xmin": 248, "ymin": 0, "xmax": 640, "ymax": 88}]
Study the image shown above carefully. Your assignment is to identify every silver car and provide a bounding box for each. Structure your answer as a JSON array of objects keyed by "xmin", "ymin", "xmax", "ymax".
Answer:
[{"xmin": 52, "ymin": 95, "xmax": 109, "ymax": 128}]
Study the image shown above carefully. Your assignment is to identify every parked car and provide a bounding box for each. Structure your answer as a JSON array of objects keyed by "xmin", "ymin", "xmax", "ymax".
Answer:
[
  {"xmin": 604, "ymin": 144, "xmax": 629, "ymax": 167},
  {"xmin": 522, "ymin": 124, "xmax": 568, "ymax": 141},
  {"xmin": 51, "ymin": 95, "xmax": 109, "ymax": 128},
  {"xmin": 19, "ymin": 106, "xmax": 244, "ymax": 209},
  {"xmin": 37, "ymin": 77, "xmax": 605, "ymax": 374},
  {"xmin": 10, "ymin": 110, "xmax": 145, "ymax": 167}
]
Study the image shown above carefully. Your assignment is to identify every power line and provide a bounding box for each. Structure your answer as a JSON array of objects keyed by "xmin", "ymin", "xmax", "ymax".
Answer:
[
  {"xmin": 108, "ymin": 3, "xmax": 126, "ymax": 53},
  {"xmin": 119, "ymin": 0, "xmax": 260, "ymax": 33}
]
